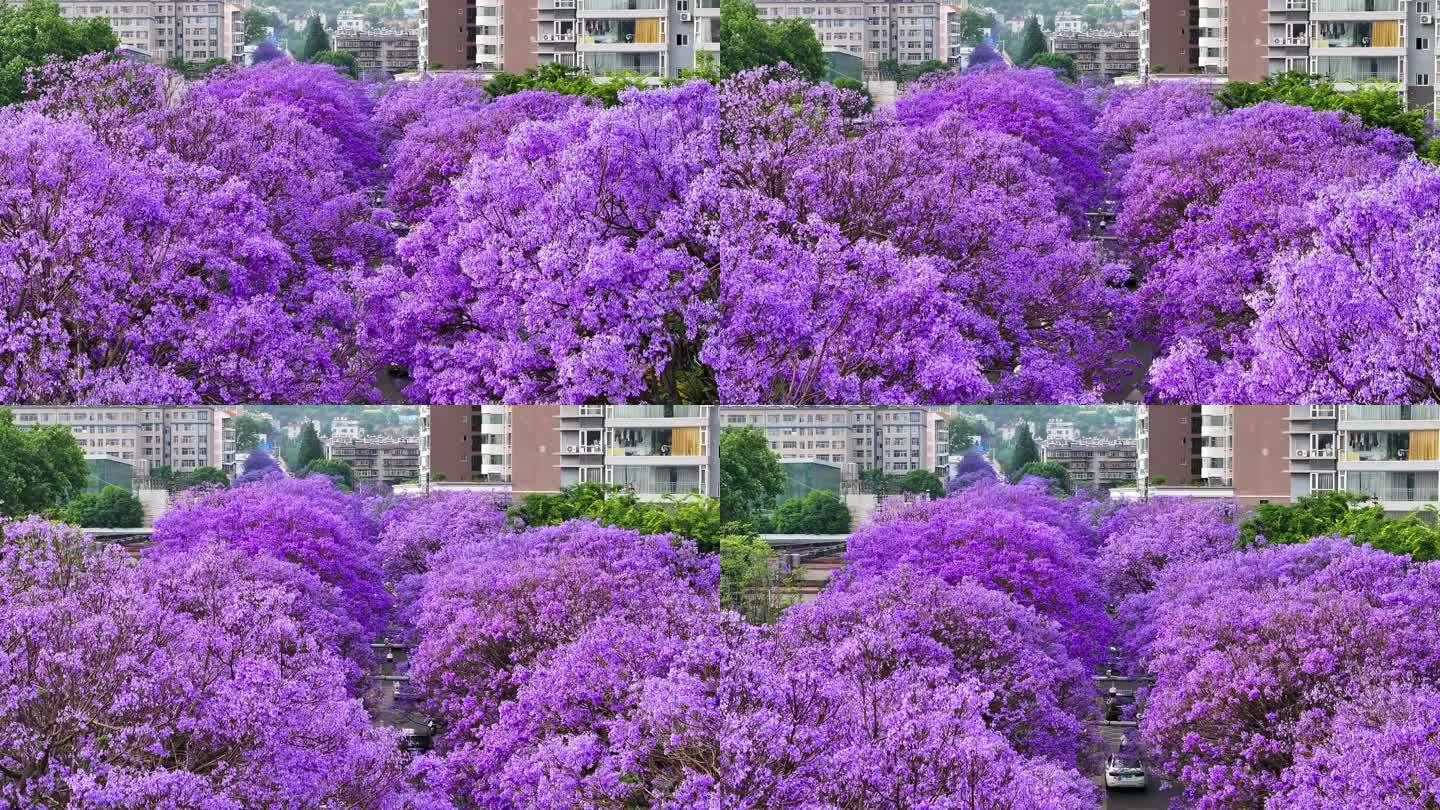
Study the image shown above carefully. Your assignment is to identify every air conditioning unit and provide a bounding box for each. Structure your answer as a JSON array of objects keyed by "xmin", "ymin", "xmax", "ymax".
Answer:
[
  {"xmin": 565, "ymin": 445, "xmax": 577, "ymax": 453},
  {"xmin": 680, "ymin": 12, "xmax": 692, "ymax": 20},
  {"xmin": 1295, "ymin": 449, "xmax": 1308, "ymax": 458},
  {"xmin": 1271, "ymin": 36, "xmax": 1283, "ymax": 44},
  {"xmin": 1423, "ymin": 13, "xmax": 1434, "ymax": 23}
]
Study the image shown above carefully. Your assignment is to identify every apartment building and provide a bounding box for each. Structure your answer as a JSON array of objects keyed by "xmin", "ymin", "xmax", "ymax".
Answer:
[
  {"xmin": 6, "ymin": 407, "xmax": 236, "ymax": 483},
  {"xmin": 419, "ymin": 406, "xmax": 718, "ymax": 500},
  {"xmin": 1285, "ymin": 404, "xmax": 1440, "ymax": 512},
  {"xmin": 1052, "ymin": 30, "xmax": 1142, "ymax": 77},
  {"xmin": 719, "ymin": 407, "xmax": 934, "ymax": 484},
  {"xmin": 1041, "ymin": 438, "xmax": 1138, "ymax": 487},
  {"xmin": 325, "ymin": 437, "xmax": 421, "ymax": 486},
  {"xmin": 1136, "ymin": 404, "xmax": 1203, "ymax": 486},
  {"xmin": 331, "ymin": 417, "xmax": 363, "ymax": 440},
  {"xmin": 1140, "ymin": 0, "xmax": 1436, "ymax": 109},
  {"xmin": 420, "ymin": 0, "xmax": 705, "ymax": 76},
  {"xmin": 418, "ymin": 405, "xmax": 513, "ymax": 485},
  {"xmin": 334, "ymin": 30, "xmax": 421, "ymax": 74},
  {"xmin": 59, "ymin": 0, "xmax": 239, "ymax": 64},
  {"xmin": 755, "ymin": 0, "xmax": 868, "ymax": 57}
]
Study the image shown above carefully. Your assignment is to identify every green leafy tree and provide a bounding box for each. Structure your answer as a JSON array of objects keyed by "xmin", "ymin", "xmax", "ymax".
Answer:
[
  {"xmin": 299, "ymin": 14, "xmax": 329, "ymax": 61},
  {"xmin": 295, "ymin": 422, "xmax": 325, "ymax": 470},
  {"xmin": 1007, "ymin": 424, "xmax": 1040, "ymax": 473},
  {"xmin": 1017, "ymin": 15, "xmax": 1047, "ymax": 65},
  {"xmin": 310, "ymin": 49, "xmax": 358, "ymax": 77},
  {"xmin": 0, "ymin": 410, "xmax": 88, "ymax": 517},
  {"xmin": 893, "ymin": 469, "xmax": 944, "ymax": 500},
  {"xmin": 61, "ymin": 484, "xmax": 145, "ymax": 528},
  {"xmin": 1015, "ymin": 460, "xmax": 1072, "ymax": 495},
  {"xmin": 1216, "ymin": 71, "xmax": 1429, "ymax": 150},
  {"xmin": 242, "ymin": 7, "xmax": 273, "ymax": 43},
  {"xmin": 859, "ymin": 467, "xmax": 893, "ymax": 496},
  {"xmin": 484, "ymin": 62, "xmax": 648, "ymax": 106},
  {"xmin": 1029, "ymin": 51, "xmax": 1076, "ymax": 82},
  {"xmin": 773, "ymin": 490, "xmax": 852, "ymax": 534},
  {"xmin": 508, "ymin": 482, "xmax": 731, "ymax": 554},
  {"xmin": 954, "ymin": 8, "xmax": 994, "ymax": 45},
  {"xmin": 719, "ymin": 0, "xmax": 825, "ymax": 81},
  {"xmin": 1237, "ymin": 490, "xmax": 1440, "ymax": 561},
  {"xmin": 720, "ymin": 531, "xmax": 776, "ymax": 618},
  {"xmin": 719, "ymin": 426, "xmax": 785, "ymax": 526},
  {"xmin": 232, "ymin": 414, "xmax": 271, "ymax": 451},
  {"xmin": 182, "ymin": 466, "xmax": 229, "ymax": 489},
  {"xmin": 0, "ymin": 0, "xmax": 118, "ymax": 106},
  {"xmin": 946, "ymin": 415, "xmax": 983, "ymax": 454},
  {"xmin": 303, "ymin": 458, "xmax": 354, "ymax": 490}
]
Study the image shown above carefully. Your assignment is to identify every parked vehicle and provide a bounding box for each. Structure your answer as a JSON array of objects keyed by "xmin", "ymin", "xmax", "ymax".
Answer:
[{"xmin": 1104, "ymin": 754, "xmax": 1148, "ymax": 790}]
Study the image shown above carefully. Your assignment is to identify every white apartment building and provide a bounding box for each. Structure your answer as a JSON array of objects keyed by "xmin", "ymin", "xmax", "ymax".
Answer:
[
  {"xmin": 59, "ymin": 0, "xmax": 239, "ymax": 64},
  {"xmin": 719, "ymin": 406, "xmax": 934, "ymax": 483},
  {"xmin": 325, "ymin": 436, "xmax": 421, "ymax": 486},
  {"xmin": 7, "ymin": 406, "xmax": 236, "ymax": 481},
  {"xmin": 1053, "ymin": 10, "xmax": 1084, "ymax": 32},
  {"xmin": 1046, "ymin": 418, "xmax": 1077, "ymax": 442},
  {"xmin": 1199, "ymin": 404, "xmax": 1235, "ymax": 487},
  {"xmin": 755, "ymin": 0, "xmax": 868, "ymax": 57},
  {"xmin": 331, "ymin": 416, "xmax": 364, "ymax": 440},
  {"xmin": 600, "ymin": 405, "xmax": 718, "ymax": 500},
  {"xmin": 1286, "ymin": 404, "xmax": 1440, "ymax": 512},
  {"xmin": 336, "ymin": 9, "xmax": 366, "ymax": 33},
  {"xmin": 755, "ymin": 0, "xmax": 945, "ymax": 67}
]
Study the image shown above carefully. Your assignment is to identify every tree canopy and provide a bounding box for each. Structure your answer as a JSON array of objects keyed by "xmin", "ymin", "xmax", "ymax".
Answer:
[
  {"xmin": 773, "ymin": 489, "xmax": 851, "ymax": 533},
  {"xmin": 0, "ymin": 0, "xmax": 117, "ymax": 106},
  {"xmin": 60, "ymin": 484, "xmax": 145, "ymax": 528},
  {"xmin": 719, "ymin": 426, "xmax": 784, "ymax": 526},
  {"xmin": 719, "ymin": 0, "xmax": 826, "ymax": 81},
  {"xmin": 0, "ymin": 409, "xmax": 88, "ymax": 517}
]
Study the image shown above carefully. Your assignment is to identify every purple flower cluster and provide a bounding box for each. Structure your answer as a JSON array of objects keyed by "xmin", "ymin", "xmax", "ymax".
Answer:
[
  {"xmin": 6, "ymin": 55, "xmax": 1436, "ymax": 402},
  {"xmin": 1095, "ymin": 498, "xmax": 1440, "ymax": 807},
  {"xmin": 0, "ymin": 516, "xmax": 406, "ymax": 806}
]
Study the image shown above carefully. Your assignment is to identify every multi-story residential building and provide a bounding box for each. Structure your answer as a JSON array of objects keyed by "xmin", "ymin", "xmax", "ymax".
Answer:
[
  {"xmin": 331, "ymin": 416, "xmax": 364, "ymax": 440},
  {"xmin": 755, "ymin": 0, "xmax": 868, "ymax": 57},
  {"xmin": 6, "ymin": 407, "xmax": 236, "ymax": 483},
  {"xmin": 420, "ymin": 406, "xmax": 718, "ymax": 500},
  {"xmin": 334, "ymin": 30, "xmax": 421, "ymax": 73},
  {"xmin": 336, "ymin": 9, "xmax": 366, "ymax": 33},
  {"xmin": 1041, "ymin": 438, "xmax": 1138, "ymax": 487},
  {"xmin": 326, "ymin": 437, "xmax": 421, "ymax": 486},
  {"xmin": 419, "ymin": 405, "xmax": 513, "ymax": 485},
  {"xmin": 420, "ymin": 0, "xmax": 701, "ymax": 76},
  {"xmin": 1136, "ymin": 404, "xmax": 1203, "ymax": 487},
  {"xmin": 719, "ymin": 407, "xmax": 933, "ymax": 483},
  {"xmin": 1045, "ymin": 418, "xmax": 1077, "ymax": 442},
  {"xmin": 1052, "ymin": 30, "xmax": 1141, "ymax": 77},
  {"xmin": 58, "ymin": 0, "xmax": 239, "ymax": 64},
  {"xmin": 1199, "ymin": 404, "xmax": 1234, "ymax": 486},
  {"xmin": 1286, "ymin": 404, "xmax": 1440, "ymax": 512},
  {"xmin": 1054, "ymin": 10, "xmax": 1085, "ymax": 32},
  {"xmin": 1141, "ymin": 0, "xmax": 1436, "ymax": 109},
  {"xmin": 868, "ymin": 0, "xmax": 946, "ymax": 66}
]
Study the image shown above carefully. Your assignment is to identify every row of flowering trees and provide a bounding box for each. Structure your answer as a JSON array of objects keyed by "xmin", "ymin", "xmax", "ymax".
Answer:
[
  {"xmin": 1096, "ymin": 496, "xmax": 1440, "ymax": 808},
  {"xmin": 3, "ymin": 53, "xmax": 1435, "ymax": 403}
]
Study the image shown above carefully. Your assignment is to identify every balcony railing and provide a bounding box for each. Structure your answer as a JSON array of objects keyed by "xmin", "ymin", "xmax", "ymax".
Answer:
[
  {"xmin": 1340, "ymin": 405, "xmax": 1440, "ymax": 422},
  {"xmin": 1291, "ymin": 447, "xmax": 1337, "ymax": 459},
  {"xmin": 1348, "ymin": 485, "xmax": 1440, "ymax": 502}
]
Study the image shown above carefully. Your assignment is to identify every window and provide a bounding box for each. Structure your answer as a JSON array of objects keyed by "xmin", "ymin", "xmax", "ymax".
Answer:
[
  {"xmin": 1420, "ymin": 73, "xmax": 1433, "ymax": 86},
  {"xmin": 676, "ymin": 32, "xmax": 688, "ymax": 45},
  {"xmin": 1419, "ymin": 38, "xmax": 1430, "ymax": 50}
]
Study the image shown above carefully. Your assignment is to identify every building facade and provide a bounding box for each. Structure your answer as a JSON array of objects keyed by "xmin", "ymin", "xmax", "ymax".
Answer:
[
  {"xmin": 1140, "ymin": 0, "xmax": 1437, "ymax": 109},
  {"xmin": 1137, "ymin": 404, "xmax": 1203, "ymax": 487},
  {"xmin": 334, "ymin": 30, "xmax": 421, "ymax": 73},
  {"xmin": 1041, "ymin": 438, "xmax": 1138, "ymax": 488},
  {"xmin": 1052, "ymin": 30, "xmax": 1142, "ymax": 77},
  {"xmin": 325, "ymin": 437, "xmax": 421, "ymax": 486},
  {"xmin": 420, "ymin": 0, "xmax": 706, "ymax": 76},
  {"xmin": 1286, "ymin": 404, "xmax": 1440, "ymax": 512},
  {"xmin": 59, "ymin": 0, "xmax": 239, "ymax": 64},
  {"xmin": 418, "ymin": 405, "xmax": 512, "ymax": 485},
  {"xmin": 719, "ymin": 406, "xmax": 935, "ymax": 484},
  {"xmin": 7, "ymin": 407, "xmax": 236, "ymax": 484},
  {"xmin": 754, "ymin": 0, "xmax": 944, "ymax": 69}
]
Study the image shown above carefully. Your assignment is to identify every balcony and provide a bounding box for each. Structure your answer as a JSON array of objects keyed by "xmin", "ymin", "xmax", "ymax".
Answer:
[
  {"xmin": 1291, "ymin": 447, "xmax": 1337, "ymax": 459},
  {"xmin": 1348, "ymin": 485, "xmax": 1440, "ymax": 503},
  {"xmin": 561, "ymin": 443, "xmax": 604, "ymax": 455},
  {"xmin": 1340, "ymin": 405, "xmax": 1440, "ymax": 422}
]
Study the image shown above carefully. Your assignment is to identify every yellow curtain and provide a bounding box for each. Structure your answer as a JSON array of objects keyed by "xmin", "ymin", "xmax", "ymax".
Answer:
[
  {"xmin": 671, "ymin": 427, "xmax": 701, "ymax": 456},
  {"xmin": 635, "ymin": 18, "xmax": 661, "ymax": 43},
  {"xmin": 1411, "ymin": 430, "xmax": 1438, "ymax": 460},
  {"xmin": 1372, "ymin": 21, "xmax": 1399, "ymax": 47}
]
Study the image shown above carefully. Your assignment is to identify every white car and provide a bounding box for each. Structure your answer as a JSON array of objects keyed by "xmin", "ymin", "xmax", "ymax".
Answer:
[{"xmin": 1104, "ymin": 755, "xmax": 1148, "ymax": 790}]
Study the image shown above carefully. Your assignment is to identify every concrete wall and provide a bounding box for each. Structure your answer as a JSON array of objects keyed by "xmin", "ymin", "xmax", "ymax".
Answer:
[
  {"xmin": 1232, "ymin": 405, "xmax": 1292, "ymax": 507},
  {"xmin": 511, "ymin": 405, "xmax": 562, "ymax": 494}
]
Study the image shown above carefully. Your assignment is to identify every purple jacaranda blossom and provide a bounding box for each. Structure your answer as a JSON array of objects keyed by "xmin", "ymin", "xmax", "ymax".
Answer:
[
  {"xmin": 837, "ymin": 481, "xmax": 1112, "ymax": 664},
  {"xmin": 150, "ymin": 475, "xmax": 391, "ymax": 676},
  {"xmin": 1135, "ymin": 538, "xmax": 1440, "ymax": 809},
  {"xmin": 365, "ymin": 83, "xmax": 719, "ymax": 403},
  {"xmin": 1151, "ymin": 158, "xmax": 1440, "ymax": 402},
  {"xmin": 708, "ymin": 68, "xmax": 1129, "ymax": 404},
  {"xmin": 947, "ymin": 450, "xmax": 998, "ymax": 493},
  {"xmin": 0, "ymin": 517, "xmax": 406, "ymax": 807},
  {"xmin": 1115, "ymin": 102, "xmax": 1413, "ymax": 396}
]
